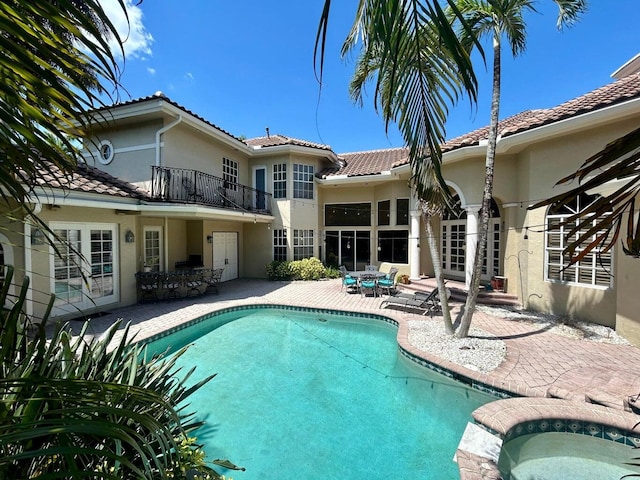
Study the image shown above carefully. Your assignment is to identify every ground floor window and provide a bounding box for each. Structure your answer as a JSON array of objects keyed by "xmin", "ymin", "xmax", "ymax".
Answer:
[
  {"xmin": 293, "ymin": 229, "xmax": 314, "ymax": 260},
  {"xmin": 273, "ymin": 229, "xmax": 287, "ymax": 261},
  {"xmin": 377, "ymin": 230, "xmax": 408, "ymax": 264},
  {"xmin": 545, "ymin": 193, "xmax": 612, "ymax": 287}
]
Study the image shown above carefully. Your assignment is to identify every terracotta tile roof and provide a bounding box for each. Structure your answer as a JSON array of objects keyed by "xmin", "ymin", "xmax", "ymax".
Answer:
[
  {"xmin": 245, "ymin": 134, "xmax": 333, "ymax": 151},
  {"xmin": 33, "ymin": 161, "xmax": 149, "ymax": 200},
  {"xmin": 322, "ymin": 73, "xmax": 640, "ymax": 179},
  {"xmin": 317, "ymin": 147, "xmax": 409, "ymax": 179}
]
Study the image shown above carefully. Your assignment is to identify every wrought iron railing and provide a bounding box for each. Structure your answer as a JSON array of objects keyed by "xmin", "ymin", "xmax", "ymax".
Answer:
[{"xmin": 150, "ymin": 166, "xmax": 271, "ymax": 214}]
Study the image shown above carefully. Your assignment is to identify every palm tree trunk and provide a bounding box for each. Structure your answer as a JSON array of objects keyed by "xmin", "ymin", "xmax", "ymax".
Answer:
[
  {"xmin": 457, "ymin": 37, "xmax": 501, "ymax": 338},
  {"xmin": 421, "ymin": 201, "xmax": 454, "ymax": 335}
]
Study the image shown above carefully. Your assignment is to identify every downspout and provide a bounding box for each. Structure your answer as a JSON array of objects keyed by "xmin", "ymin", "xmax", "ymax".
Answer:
[
  {"xmin": 24, "ymin": 200, "xmax": 42, "ymax": 318},
  {"xmin": 155, "ymin": 114, "xmax": 183, "ymax": 167}
]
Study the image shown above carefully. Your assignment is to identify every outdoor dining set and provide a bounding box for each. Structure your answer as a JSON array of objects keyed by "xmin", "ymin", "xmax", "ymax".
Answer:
[
  {"xmin": 339, "ymin": 265, "xmax": 398, "ymax": 297},
  {"xmin": 339, "ymin": 264, "xmax": 447, "ymax": 317},
  {"xmin": 134, "ymin": 267, "xmax": 224, "ymax": 303}
]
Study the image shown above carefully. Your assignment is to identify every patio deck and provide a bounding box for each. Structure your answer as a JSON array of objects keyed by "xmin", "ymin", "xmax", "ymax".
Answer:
[{"xmin": 61, "ymin": 278, "xmax": 640, "ymax": 479}]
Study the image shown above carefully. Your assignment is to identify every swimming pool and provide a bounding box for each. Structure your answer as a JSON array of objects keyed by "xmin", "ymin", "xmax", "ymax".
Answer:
[{"xmin": 145, "ymin": 306, "xmax": 496, "ymax": 479}]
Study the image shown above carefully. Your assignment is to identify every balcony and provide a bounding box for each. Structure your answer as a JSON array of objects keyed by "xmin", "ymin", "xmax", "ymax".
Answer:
[{"xmin": 150, "ymin": 166, "xmax": 272, "ymax": 215}]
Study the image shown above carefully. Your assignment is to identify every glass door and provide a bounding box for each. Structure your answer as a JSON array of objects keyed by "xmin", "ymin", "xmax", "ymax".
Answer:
[
  {"xmin": 324, "ymin": 230, "xmax": 370, "ymax": 271},
  {"xmin": 52, "ymin": 223, "xmax": 118, "ymax": 315}
]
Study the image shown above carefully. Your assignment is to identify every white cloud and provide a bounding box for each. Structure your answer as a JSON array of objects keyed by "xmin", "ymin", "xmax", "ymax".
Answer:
[
  {"xmin": 99, "ymin": 0, "xmax": 153, "ymax": 59},
  {"xmin": 147, "ymin": 67, "xmax": 156, "ymax": 76},
  {"xmin": 184, "ymin": 72, "xmax": 194, "ymax": 81}
]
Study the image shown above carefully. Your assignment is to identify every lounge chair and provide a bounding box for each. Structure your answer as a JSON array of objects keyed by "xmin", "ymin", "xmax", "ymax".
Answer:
[{"xmin": 379, "ymin": 289, "xmax": 447, "ymax": 316}]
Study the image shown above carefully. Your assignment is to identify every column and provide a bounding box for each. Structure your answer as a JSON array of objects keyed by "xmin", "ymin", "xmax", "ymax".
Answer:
[
  {"xmin": 409, "ymin": 210, "xmax": 421, "ymax": 280},
  {"xmin": 465, "ymin": 205, "xmax": 480, "ymax": 290}
]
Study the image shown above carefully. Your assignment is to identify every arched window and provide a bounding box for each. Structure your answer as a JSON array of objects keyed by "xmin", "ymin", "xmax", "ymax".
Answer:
[{"xmin": 545, "ymin": 193, "xmax": 612, "ymax": 287}]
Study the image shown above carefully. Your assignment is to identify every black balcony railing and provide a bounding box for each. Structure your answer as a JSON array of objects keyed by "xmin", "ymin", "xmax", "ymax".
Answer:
[{"xmin": 150, "ymin": 166, "xmax": 271, "ymax": 214}]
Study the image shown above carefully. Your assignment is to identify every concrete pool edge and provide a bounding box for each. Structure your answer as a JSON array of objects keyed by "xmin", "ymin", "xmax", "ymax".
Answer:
[{"xmin": 456, "ymin": 397, "xmax": 640, "ymax": 479}]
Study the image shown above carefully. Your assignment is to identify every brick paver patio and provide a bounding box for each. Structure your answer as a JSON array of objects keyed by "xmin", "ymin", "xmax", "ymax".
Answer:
[{"xmin": 67, "ymin": 278, "xmax": 640, "ymax": 479}]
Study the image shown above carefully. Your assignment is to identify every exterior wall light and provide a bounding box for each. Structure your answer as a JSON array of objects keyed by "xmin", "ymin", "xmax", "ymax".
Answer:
[
  {"xmin": 207, "ymin": 235, "xmax": 213, "ymax": 244},
  {"xmin": 31, "ymin": 228, "xmax": 46, "ymax": 246},
  {"xmin": 124, "ymin": 230, "xmax": 135, "ymax": 243}
]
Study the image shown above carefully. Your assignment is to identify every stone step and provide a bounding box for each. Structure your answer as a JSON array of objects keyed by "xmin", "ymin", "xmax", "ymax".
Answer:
[{"xmin": 397, "ymin": 278, "xmax": 521, "ymax": 307}]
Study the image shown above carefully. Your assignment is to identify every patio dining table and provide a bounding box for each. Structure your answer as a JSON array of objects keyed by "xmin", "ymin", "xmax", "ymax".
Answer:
[{"xmin": 348, "ymin": 270, "xmax": 387, "ymax": 279}]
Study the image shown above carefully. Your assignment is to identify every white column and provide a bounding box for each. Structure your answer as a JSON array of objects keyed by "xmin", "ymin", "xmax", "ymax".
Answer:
[
  {"xmin": 465, "ymin": 205, "xmax": 481, "ymax": 290},
  {"xmin": 409, "ymin": 210, "xmax": 421, "ymax": 280}
]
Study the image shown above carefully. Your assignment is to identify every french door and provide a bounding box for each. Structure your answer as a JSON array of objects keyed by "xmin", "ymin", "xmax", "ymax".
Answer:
[
  {"xmin": 51, "ymin": 223, "xmax": 119, "ymax": 315},
  {"xmin": 211, "ymin": 232, "xmax": 238, "ymax": 282}
]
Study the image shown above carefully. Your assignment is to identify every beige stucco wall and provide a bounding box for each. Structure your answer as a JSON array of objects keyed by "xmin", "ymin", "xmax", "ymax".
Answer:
[
  {"xmin": 243, "ymin": 222, "xmax": 273, "ymax": 278},
  {"xmin": 85, "ymin": 119, "xmax": 161, "ymax": 185}
]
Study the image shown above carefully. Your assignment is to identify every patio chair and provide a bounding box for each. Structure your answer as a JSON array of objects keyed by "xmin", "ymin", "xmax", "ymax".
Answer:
[
  {"xmin": 182, "ymin": 177, "xmax": 203, "ymax": 202},
  {"xmin": 379, "ymin": 289, "xmax": 445, "ymax": 316},
  {"xmin": 365, "ymin": 264, "xmax": 378, "ymax": 271},
  {"xmin": 359, "ymin": 273, "xmax": 378, "ymax": 297},
  {"xmin": 185, "ymin": 270, "xmax": 204, "ymax": 297},
  {"xmin": 135, "ymin": 271, "xmax": 160, "ymax": 303},
  {"xmin": 204, "ymin": 267, "xmax": 224, "ymax": 294},
  {"xmin": 162, "ymin": 272, "xmax": 183, "ymax": 300},
  {"xmin": 377, "ymin": 267, "xmax": 398, "ymax": 295},
  {"xmin": 339, "ymin": 265, "xmax": 358, "ymax": 293}
]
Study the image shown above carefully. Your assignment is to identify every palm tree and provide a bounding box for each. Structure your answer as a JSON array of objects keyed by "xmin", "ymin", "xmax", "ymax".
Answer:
[
  {"xmin": 315, "ymin": 0, "xmax": 480, "ymax": 197},
  {"xmin": 449, "ymin": 0, "xmax": 587, "ymax": 338},
  {"xmin": 316, "ymin": 1, "xmax": 481, "ymax": 334}
]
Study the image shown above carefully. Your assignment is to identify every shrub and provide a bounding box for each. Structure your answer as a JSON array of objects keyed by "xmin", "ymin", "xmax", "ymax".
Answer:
[
  {"xmin": 323, "ymin": 266, "xmax": 341, "ymax": 279},
  {"xmin": 0, "ymin": 266, "xmax": 241, "ymax": 479},
  {"xmin": 266, "ymin": 260, "xmax": 292, "ymax": 280},
  {"xmin": 289, "ymin": 257, "xmax": 326, "ymax": 280}
]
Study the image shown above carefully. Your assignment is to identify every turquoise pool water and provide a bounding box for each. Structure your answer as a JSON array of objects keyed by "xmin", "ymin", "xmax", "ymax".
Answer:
[
  {"xmin": 499, "ymin": 432, "xmax": 640, "ymax": 479},
  {"xmin": 146, "ymin": 306, "xmax": 496, "ymax": 479}
]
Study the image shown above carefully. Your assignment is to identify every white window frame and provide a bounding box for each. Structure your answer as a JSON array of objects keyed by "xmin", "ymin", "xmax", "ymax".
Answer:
[
  {"xmin": 273, "ymin": 163, "xmax": 287, "ymax": 199},
  {"xmin": 545, "ymin": 194, "xmax": 612, "ymax": 288},
  {"xmin": 223, "ymin": 157, "xmax": 238, "ymax": 191},
  {"xmin": 293, "ymin": 163, "xmax": 314, "ymax": 199},
  {"xmin": 144, "ymin": 226, "xmax": 163, "ymax": 272},
  {"xmin": 273, "ymin": 229, "xmax": 287, "ymax": 261},
  {"xmin": 293, "ymin": 229, "xmax": 314, "ymax": 260}
]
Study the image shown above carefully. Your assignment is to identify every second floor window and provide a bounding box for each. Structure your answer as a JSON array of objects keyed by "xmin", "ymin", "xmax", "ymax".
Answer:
[
  {"xmin": 293, "ymin": 164, "xmax": 314, "ymax": 199},
  {"xmin": 223, "ymin": 157, "xmax": 238, "ymax": 190},
  {"xmin": 273, "ymin": 163, "xmax": 287, "ymax": 199},
  {"xmin": 397, "ymin": 198, "xmax": 409, "ymax": 225}
]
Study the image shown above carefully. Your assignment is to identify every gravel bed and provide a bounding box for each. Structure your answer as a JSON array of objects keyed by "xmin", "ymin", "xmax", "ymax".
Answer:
[
  {"xmin": 407, "ymin": 305, "xmax": 629, "ymax": 374},
  {"xmin": 476, "ymin": 305, "xmax": 630, "ymax": 345},
  {"xmin": 407, "ymin": 320, "xmax": 506, "ymax": 373}
]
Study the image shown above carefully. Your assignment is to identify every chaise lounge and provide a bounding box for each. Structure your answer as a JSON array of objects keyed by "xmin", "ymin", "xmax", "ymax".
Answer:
[{"xmin": 379, "ymin": 289, "xmax": 446, "ymax": 316}]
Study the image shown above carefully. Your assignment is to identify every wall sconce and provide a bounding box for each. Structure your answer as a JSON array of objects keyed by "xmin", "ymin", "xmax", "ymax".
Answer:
[
  {"xmin": 31, "ymin": 228, "xmax": 46, "ymax": 246},
  {"xmin": 524, "ymin": 227, "xmax": 529, "ymax": 240},
  {"xmin": 207, "ymin": 235, "xmax": 213, "ymax": 244},
  {"xmin": 124, "ymin": 230, "xmax": 135, "ymax": 243}
]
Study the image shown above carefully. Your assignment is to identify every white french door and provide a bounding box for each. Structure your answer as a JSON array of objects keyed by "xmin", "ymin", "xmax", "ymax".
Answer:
[
  {"xmin": 51, "ymin": 223, "xmax": 119, "ymax": 316},
  {"xmin": 211, "ymin": 232, "xmax": 238, "ymax": 282}
]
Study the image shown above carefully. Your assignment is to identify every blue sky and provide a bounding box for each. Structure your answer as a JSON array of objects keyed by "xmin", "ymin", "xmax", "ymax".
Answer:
[{"xmin": 105, "ymin": 0, "xmax": 639, "ymax": 154}]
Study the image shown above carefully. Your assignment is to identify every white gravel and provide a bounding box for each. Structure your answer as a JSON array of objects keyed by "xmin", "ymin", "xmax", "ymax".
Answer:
[{"xmin": 407, "ymin": 305, "xmax": 628, "ymax": 374}]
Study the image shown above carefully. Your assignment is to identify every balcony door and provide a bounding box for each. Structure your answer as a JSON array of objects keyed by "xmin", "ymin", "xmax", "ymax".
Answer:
[{"xmin": 253, "ymin": 166, "xmax": 267, "ymax": 210}]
